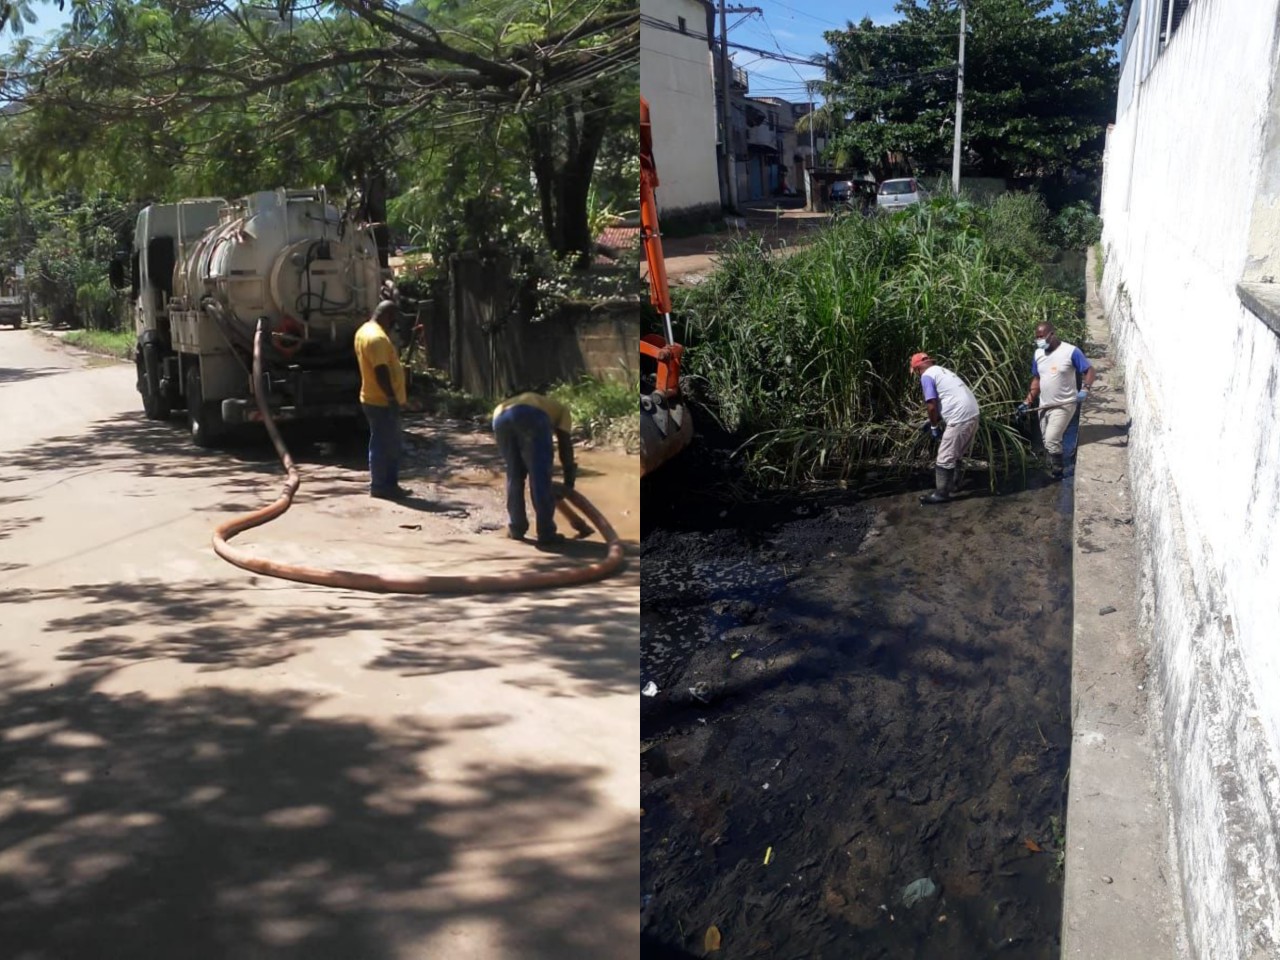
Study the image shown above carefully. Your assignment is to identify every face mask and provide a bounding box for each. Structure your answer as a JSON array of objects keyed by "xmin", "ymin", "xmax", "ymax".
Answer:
[{"xmin": 1035, "ymin": 338, "xmax": 1049, "ymax": 350}]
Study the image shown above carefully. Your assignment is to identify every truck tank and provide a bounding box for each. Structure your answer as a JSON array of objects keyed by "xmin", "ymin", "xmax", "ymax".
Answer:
[
  {"xmin": 171, "ymin": 188, "xmax": 382, "ymax": 358},
  {"xmin": 130, "ymin": 187, "xmax": 389, "ymax": 446}
]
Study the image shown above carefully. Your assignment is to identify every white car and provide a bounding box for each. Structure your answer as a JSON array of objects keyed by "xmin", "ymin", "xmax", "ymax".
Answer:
[{"xmin": 876, "ymin": 178, "xmax": 925, "ymax": 212}]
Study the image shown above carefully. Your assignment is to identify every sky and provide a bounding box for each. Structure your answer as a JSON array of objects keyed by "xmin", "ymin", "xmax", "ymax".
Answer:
[
  {"xmin": 727, "ymin": 0, "xmax": 907, "ymax": 104},
  {"xmin": 2, "ymin": 3, "xmax": 71, "ymax": 52}
]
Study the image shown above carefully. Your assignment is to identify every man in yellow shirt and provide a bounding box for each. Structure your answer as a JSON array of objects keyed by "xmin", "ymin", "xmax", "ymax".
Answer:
[
  {"xmin": 354, "ymin": 301, "xmax": 410, "ymax": 499},
  {"xmin": 492, "ymin": 390, "xmax": 576, "ymax": 544}
]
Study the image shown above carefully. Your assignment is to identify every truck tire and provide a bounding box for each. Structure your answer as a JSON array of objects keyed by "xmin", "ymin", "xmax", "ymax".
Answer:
[
  {"xmin": 185, "ymin": 364, "xmax": 224, "ymax": 448},
  {"xmin": 139, "ymin": 342, "xmax": 172, "ymax": 421}
]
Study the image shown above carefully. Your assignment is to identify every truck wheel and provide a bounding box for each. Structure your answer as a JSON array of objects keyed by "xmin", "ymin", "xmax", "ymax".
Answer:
[
  {"xmin": 185, "ymin": 364, "xmax": 223, "ymax": 448},
  {"xmin": 139, "ymin": 342, "xmax": 171, "ymax": 420}
]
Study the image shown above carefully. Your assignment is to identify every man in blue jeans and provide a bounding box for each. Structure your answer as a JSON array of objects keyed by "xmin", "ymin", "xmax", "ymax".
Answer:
[
  {"xmin": 354, "ymin": 301, "xmax": 411, "ymax": 499},
  {"xmin": 492, "ymin": 391, "xmax": 576, "ymax": 545}
]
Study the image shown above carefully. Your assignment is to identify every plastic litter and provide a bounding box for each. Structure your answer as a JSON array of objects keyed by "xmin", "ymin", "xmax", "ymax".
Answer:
[
  {"xmin": 901, "ymin": 877, "xmax": 937, "ymax": 907},
  {"xmin": 642, "ymin": 681, "xmax": 659, "ymax": 697},
  {"xmin": 704, "ymin": 925, "xmax": 722, "ymax": 952}
]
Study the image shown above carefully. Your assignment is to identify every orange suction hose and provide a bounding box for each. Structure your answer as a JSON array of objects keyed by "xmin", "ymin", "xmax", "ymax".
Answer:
[{"xmin": 212, "ymin": 321, "xmax": 625, "ymax": 593}]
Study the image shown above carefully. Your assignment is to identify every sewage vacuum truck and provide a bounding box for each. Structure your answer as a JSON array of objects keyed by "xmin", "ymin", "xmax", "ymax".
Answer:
[{"xmin": 116, "ymin": 187, "xmax": 384, "ymax": 446}]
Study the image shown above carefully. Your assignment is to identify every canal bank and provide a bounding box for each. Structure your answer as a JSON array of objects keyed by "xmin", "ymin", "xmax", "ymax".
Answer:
[{"xmin": 1060, "ymin": 248, "xmax": 1185, "ymax": 956}]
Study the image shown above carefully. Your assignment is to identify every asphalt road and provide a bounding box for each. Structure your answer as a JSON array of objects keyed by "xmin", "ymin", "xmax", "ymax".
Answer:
[{"xmin": 0, "ymin": 328, "xmax": 639, "ymax": 959}]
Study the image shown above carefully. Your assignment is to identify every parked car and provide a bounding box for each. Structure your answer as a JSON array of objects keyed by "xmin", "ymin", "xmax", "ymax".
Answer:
[
  {"xmin": 876, "ymin": 178, "xmax": 926, "ymax": 212},
  {"xmin": 828, "ymin": 180, "xmax": 854, "ymax": 205}
]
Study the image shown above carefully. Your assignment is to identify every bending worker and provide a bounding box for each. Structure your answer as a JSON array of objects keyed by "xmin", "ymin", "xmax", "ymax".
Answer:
[
  {"xmin": 911, "ymin": 352, "xmax": 979, "ymax": 505},
  {"xmin": 354, "ymin": 300, "xmax": 411, "ymax": 500},
  {"xmin": 492, "ymin": 390, "xmax": 576, "ymax": 545},
  {"xmin": 1018, "ymin": 321, "xmax": 1095, "ymax": 479}
]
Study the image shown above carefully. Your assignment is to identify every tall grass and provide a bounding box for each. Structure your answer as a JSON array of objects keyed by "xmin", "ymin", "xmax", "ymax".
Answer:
[
  {"xmin": 675, "ymin": 195, "xmax": 1085, "ymax": 488},
  {"xmin": 61, "ymin": 329, "xmax": 135, "ymax": 360}
]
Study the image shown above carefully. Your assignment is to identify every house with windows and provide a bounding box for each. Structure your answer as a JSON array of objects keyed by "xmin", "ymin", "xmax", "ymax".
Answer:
[
  {"xmin": 639, "ymin": 0, "xmax": 722, "ymax": 227},
  {"xmin": 1098, "ymin": 0, "xmax": 1280, "ymax": 956}
]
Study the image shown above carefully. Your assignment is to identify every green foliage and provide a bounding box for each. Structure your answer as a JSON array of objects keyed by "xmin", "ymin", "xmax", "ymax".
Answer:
[
  {"xmin": 983, "ymin": 191, "xmax": 1055, "ymax": 270},
  {"xmin": 550, "ymin": 373, "xmax": 631, "ymax": 430},
  {"xmin": 61, "ymin": 328, "xmax": 135, "ymax": 358},
  {"xmin": 823, "ymin": 0, "xmax": 1123, "ymax": 180},
  {"xmin": 2, "ymin": 0, "xmax": 637, "ymax": 265},
  {"xmin": 549, "ymin": 374, "xmax": 637, "ymax": 450},
  {"xmin": 675, "ymin": 194, "xmax": 1086, "ymax": 488},
  {"xmin": 75, "ymin": 276, "xmax": 119, "ymax": 330},
  {"xmin": 2, "ymin": 189, "xmax": 133, "ymax": 328},
  {"xmin": 1049, "ymin": 201, "xmax": 1103, "ymax": 249}
]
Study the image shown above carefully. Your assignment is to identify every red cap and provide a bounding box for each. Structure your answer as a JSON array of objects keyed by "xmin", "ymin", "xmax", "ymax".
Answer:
[{"xmin": 910, "ymin": 352, "xmax": 932, "ymax": 370}]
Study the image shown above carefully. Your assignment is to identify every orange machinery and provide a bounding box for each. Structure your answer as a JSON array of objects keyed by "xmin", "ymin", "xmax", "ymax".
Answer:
[{"xmin": 640, "ymin": 96, "xmax": 693, "ymax": 476}]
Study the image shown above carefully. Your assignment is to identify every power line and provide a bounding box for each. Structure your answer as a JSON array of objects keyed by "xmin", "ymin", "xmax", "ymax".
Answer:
[{"xmin": 641, "ymin": 14, "xmax": 819, "ymax": 66}]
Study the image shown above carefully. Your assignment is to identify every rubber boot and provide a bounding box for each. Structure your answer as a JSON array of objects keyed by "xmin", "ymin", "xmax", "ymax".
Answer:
[
  {"xmin": 953, "ymin": 461, "xmax": 965, "ymax": 492},
  {"xmin": 920, "ymin": 467, "xmax": 955, "ymax": 505},
  {"xmin": 1048, "ymin": 452, "xmax": 1065, "ymax": 480}
]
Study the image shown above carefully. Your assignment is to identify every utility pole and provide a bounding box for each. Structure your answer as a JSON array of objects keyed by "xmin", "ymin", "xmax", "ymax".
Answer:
[
  {"xmin": 718, "ymin": 0, "xmax": 739, "ymax": 212},
  {"xmin": 950, "ymin": 0, "xmax": 966, "ymax": 194},
  {"xmin": 716, "ymin": 4, "xmax": 760, "ymax": 212}
]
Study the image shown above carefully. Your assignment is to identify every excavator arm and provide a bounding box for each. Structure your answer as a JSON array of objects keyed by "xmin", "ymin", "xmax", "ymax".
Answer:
[{"xmin": 640, "ymin": 96, "xmax": 683, "ymax": 399}]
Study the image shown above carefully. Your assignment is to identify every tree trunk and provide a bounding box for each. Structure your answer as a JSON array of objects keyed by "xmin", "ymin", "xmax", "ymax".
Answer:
[
  {"xmin": 361, "ymin": 169, "xmax": 391, "ymax": 271},
  {"xmin": 526, "ymin": 89, "xmax": 613, "ymax": 267}
]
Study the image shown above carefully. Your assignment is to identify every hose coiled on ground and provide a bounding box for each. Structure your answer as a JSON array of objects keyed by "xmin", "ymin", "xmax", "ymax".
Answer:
[{"xmin": 212, "ymin": 320, "xmax": 625, "ymax": 593}]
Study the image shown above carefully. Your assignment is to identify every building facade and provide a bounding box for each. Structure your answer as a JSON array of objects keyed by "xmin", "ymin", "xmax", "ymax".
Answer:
[
  {"xmin": 639, "ymin": 0, "xmax": 722, "ymax": 227},
  {"xmin": 1100, "ymin": 1, "xmax": 1280, "ymax": 956}
]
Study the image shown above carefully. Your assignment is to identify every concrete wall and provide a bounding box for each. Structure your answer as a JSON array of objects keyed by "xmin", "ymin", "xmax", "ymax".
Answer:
[
  {"xmin": 639, "ymin": 0, "xmax": 722, "ymax": 221},
  {"xmin": 1099, "ymin": 1, "xmax": 1280, "ymax": 956}
]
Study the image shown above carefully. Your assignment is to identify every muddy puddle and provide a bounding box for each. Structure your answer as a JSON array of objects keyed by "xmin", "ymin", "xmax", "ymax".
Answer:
[{"xmin": 641, "ymin": 469, "xmax": 1074, "ymax": 959}]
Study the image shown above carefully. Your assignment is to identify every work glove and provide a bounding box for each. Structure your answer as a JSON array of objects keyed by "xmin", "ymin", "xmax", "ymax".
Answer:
[
  {"xmin": 1016, "ymin": 402, "xmax": 1029, "ymax": 417},
  {"xmin": 563, "ymin": 464, "xmax": 577, "ymax": 492},
  {"xmin": 930, "ymin": 424, "xmax": 944, "ymax": 440},
  {"xmin": 1076, "ymin": 388, "xmax": 1089, "ymax": 402}
]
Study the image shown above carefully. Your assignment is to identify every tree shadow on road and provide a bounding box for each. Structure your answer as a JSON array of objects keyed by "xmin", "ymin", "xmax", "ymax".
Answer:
[
  {"xmin": 0, "ymin": 410, "xmax": 509, "ymax": 493},
  {"xmin": 0, "ymin": 658, "xmax": 638, "ymax": 959},
  {"xmin": 0, "ymin": 366, "xmax": 67, "ymax": 385},
  {"xmin": 0, "ymin": 568, "xmax": 638, "ymax": 697}
]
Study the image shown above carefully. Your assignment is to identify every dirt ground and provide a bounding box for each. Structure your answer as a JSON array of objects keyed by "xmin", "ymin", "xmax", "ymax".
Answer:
[
  {"xmin": 0, "ymin": 328, "xmax": 639, "ymax": 959},
  {"xmin": 640, "ymin": 455, "xmax": 1075, "ymax": 958},
  {"xmin": 660, "ymin": 200, "xmax": 828, "ymax": 284}
]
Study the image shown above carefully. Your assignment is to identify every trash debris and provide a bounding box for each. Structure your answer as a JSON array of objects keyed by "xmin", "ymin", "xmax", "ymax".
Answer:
[
  {"xmin": 1024, "ymin": 838, "xmax": 1043, "ymax": 853},
  {"xmin": 399, "ymin": 523, "xmax": 422, "ymax": 531},
  {"xmin": 763, "ymin": 846, "xmax": 774, "ymax": 866},
  {"xmin": 900, "ymin": 877, "xmax": 937, "ymax": 907},
  {"xmin": 642, "ymin": 681, "xmax": 659, "ymax": 697},
  {"xmin": 1102, "ymin": 875, "xmax": 1113, "ymax": 884},
  {"xmin": 730, "ymin": 649, "xmax": 744, "ymax": 660},
  {"xmin": 704, "ymin": 925, "xmax": 722, "ymax": 953},
  {"xmin": 688, "ymin": 682, "xmax": 712, "ymax": 703},
  {"xmin": 1099, "ymin": 605, "xmax": 1117, "ymax": 615}
]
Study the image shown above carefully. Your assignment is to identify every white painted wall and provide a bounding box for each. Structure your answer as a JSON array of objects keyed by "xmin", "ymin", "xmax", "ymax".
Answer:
[
  {"xmin": 1100, "ymin": 1, "xmax": 1280, "ymax": 956},
  {"xmin": 640, "ymin": 0, "xmax": 722, "ymax": 219}
]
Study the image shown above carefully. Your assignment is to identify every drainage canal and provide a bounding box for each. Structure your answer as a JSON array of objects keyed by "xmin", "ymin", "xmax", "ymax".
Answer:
[{"xmin": 641, "ymin": 469, "xmax": 1074, "ymax": 959}]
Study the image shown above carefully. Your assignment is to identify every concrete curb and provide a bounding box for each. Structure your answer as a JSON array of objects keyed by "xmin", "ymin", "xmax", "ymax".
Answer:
[{"xmin": 1060, "ymin": 248, "xmax": 1185, "ymax": 957}]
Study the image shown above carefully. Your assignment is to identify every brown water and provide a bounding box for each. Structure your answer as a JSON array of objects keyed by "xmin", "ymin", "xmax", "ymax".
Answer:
[{"xmin": 640, "ymin": 475, "xmax": 1074, "ymax": 959}]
